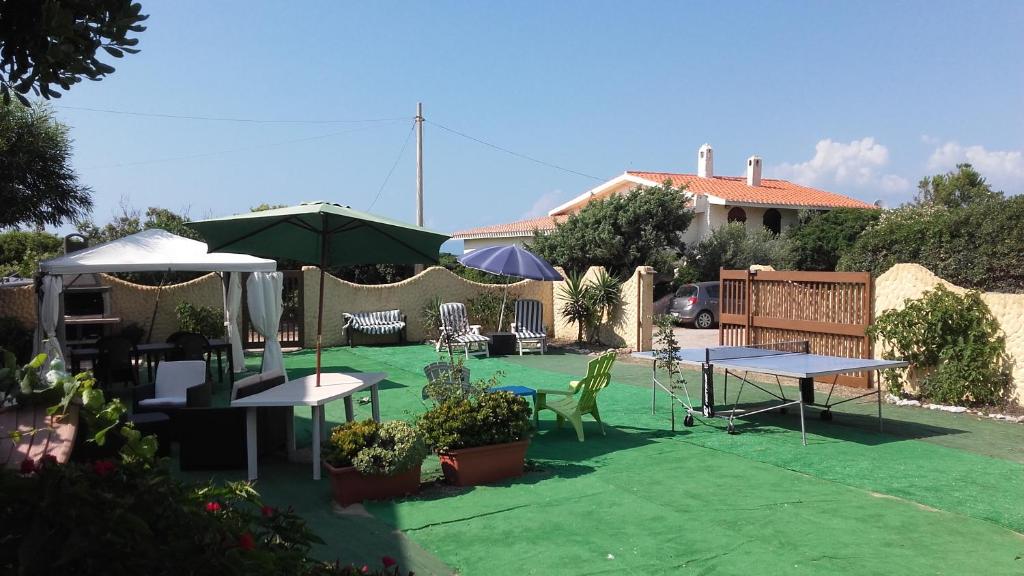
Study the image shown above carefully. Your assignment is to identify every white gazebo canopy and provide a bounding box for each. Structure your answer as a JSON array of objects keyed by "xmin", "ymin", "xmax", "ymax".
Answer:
[{"xmin": 39, "ymin": 228, "xmax": 277, "ymax": 274}]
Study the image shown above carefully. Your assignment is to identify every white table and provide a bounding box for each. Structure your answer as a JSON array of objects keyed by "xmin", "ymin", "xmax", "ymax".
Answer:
[{"xmin": 230, "ymin": 372, "xmax": 386, "ymax": 480}]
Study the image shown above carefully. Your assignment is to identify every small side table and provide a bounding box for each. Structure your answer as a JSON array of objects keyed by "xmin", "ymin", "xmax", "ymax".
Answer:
[{"xmin": 488, "ymin": 332, "xmax": 517, "ymax": 356}]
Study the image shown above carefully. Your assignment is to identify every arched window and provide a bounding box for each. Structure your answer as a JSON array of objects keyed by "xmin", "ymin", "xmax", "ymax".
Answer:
[
  {"xmin": 763, "ymin": 208, "xmax": 781, "ymax": 234},
  {"xmin": 727, "ymin": 207, "xmax": 747, "ymax": 223}
]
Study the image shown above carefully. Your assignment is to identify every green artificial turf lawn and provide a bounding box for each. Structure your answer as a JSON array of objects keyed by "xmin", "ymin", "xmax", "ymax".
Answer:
[{"xmin": 193, "ymin": 344, "xmax": 1024, "ymax": 575}]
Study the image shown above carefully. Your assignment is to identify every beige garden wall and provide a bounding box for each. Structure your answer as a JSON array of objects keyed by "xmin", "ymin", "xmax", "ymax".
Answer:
[
  {"xmin": 874, "ymin": 263, "xmax": 1024, "ymax": 402},
  {"xmin": 0, "ymin": 284, "xmax": 36, "ymax": 328},
  {"xmin": 304, "ymin": 266, "xmax": 555, "ymax": 348},
  {"xmin": 551, "ymin": 266, "xmax": 655, "ymax": 351},
  {"xmin": 0, "ymin": 274, "xmax": 224, "ymax": 344}
]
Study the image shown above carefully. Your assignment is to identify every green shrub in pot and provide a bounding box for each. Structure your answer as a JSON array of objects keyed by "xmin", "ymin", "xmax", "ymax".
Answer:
[
  {"xmin": 419, "ymin": 392, "xmax": 532, "ymax": 453},
  {"xmin": 323, "ymin": 420, "xmax": 428, "ymax": 477}
]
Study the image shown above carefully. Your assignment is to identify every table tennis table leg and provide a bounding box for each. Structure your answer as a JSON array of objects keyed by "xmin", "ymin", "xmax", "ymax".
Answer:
[{"xmin": 798, "ymin": 398, "xmax": 806, "ymax": 446}]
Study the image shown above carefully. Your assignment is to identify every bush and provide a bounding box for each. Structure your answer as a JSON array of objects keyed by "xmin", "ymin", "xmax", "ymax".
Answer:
[
  {"xmin": 686, "ymin": 223, "xmax": 795, "ymax": 282},
  {"xmin": 421, "ymin": 295, "xmax": 443, "ymax": 341},
  {"xmin": 467, "ymin": 290, "xmax": 514, "ymax": 333},
  {"xmin": 867, "ymin": 284, "xmax": 1013, "ymax": 406},
  {"xmin": 322, "ymin": 420, "xmax": 427, "ymax": 477},
  {"xmin": 838, "ymin": 197, "xmax": 1024, "ymax": 293},
  {"xmin": 0, "ymin": 316, "xmax": 33, "ymax": 363},
  {"xmin": 785, "ymin": 208, "xmax": 881, "ymax": 271},
  {"xmin": 0, "ymin": 230, "xmax": 62, "ymax": 277},
  {"xmin": 175, "ymin": 302, "xmax": 225, "ymax": 339},
  {"xmin": 419, "ymin": 392, "xmax": 532, "ymax": 453}
]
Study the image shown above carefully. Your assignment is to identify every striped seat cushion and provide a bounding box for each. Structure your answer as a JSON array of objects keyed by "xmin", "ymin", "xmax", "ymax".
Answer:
[
  {"xmin": 452, "ymin": 332, "xmax": 490, "ymax": 344},
  {"xmin": 343, "ymin": 310, "xmax": 405, "ymax": 335},
  {"xmin": 515, "ymin": 330, "xmax": 546, "ymax": 340}
]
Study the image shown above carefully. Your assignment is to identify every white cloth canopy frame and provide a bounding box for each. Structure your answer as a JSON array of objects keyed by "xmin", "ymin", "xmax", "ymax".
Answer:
[{"xmin": 36, "ymin": 229, "xmax": 277, "ymax": 371}]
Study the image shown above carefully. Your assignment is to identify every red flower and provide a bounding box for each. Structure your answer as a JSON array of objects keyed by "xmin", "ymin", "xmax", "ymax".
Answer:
[
  {"xmin": 19, "ymin": 458, "xmax": 36, "ymax": 474},
  {"xmin": 261, "ymin": 505, "xmax": 275, "ymax": 518},
  {"xmin": 238, "ymin": 532, "xmax": 255, "ymax": 551},
  {"xmin": 382, "ymin": 556, "xmax": 397, "ymax": 568},
  {"xmin": 205, "ymin": 501, "xmax": 222, "ymax": 513},
  {"xmin": 39, "ymin": 454, "xmax": 58, "ymax": 468},
  {"xmin": 360, "ymin": 566, "xmax": 369, "ymax": 574},
  {"xmin": 92, "ymin": 459, "xmax": 117, "ymax": 477}
]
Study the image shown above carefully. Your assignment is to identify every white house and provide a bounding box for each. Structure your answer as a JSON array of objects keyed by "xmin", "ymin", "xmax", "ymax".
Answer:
[{"xmin": 453, "ymin": 144, "xmax": 877, "ymax": 252}]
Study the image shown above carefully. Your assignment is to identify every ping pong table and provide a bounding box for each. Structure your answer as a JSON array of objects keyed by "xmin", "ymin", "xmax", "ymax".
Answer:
[{"xmin": 631, "ymin": 340, "xmax": 909, "ymax": 445}]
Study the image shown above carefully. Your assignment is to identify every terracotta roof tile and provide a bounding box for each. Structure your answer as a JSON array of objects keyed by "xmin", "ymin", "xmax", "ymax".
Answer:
[
  {"xmin": 453, "ymin": 215, "xmax": 566, "ymax": 239},
  {"xmin": 623, "ymin": 171, "xmax": 876, "ymax": 209}
]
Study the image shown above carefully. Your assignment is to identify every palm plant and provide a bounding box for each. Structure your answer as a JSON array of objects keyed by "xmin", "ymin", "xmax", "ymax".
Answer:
[
  {"xmin": 558, "ymin": 273, "xmax": 598, "ymax": 344},
  {"xmin": 421, "ymin": 295, "xmax": 444, "ymax": 341},
  {"xmin": 588, "ymin": 270, "xmax": 622, "ymax": 345}
]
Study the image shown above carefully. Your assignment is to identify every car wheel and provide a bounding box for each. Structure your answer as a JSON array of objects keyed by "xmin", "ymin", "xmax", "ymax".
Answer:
[{"xmin": 694, "ymin": 310, "xmax": 714, "ymax": 329}]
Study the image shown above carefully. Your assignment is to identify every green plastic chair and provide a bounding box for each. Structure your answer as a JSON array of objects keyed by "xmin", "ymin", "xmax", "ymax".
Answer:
[{"xmin": 534, "ymin": 351, "xmax": 616, "ymax": 441}]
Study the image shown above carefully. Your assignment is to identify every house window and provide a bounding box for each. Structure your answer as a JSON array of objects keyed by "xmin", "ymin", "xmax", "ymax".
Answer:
[
  {"xmin": 763, "ymin": 208, "xmax": 782, "ymax": 234},
  {"xmin": 727, "ymin": 207, "xmax": 747, "ymax": 223}
]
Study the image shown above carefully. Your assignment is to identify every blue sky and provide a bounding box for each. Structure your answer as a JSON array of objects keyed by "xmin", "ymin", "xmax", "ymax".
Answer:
[{"xmin": 52, "ymin": 1, "xmax": 1024, "ymax": 250}]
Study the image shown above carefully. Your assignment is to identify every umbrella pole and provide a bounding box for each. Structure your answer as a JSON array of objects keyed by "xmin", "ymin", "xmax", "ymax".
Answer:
[
  {"xmin": 498, "ymin": 278, "xmax": 509, "ymax": 332},
  {"xmin": 316, "ymin": 267, "xmax": 324, "ymax": 387}
]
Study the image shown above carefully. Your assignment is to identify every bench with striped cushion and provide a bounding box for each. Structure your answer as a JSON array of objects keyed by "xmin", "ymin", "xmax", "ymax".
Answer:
[
  {"xmin": 511, "ymin": 299, "xmax": 548, "ymax": 355},
  {"xmin": 343, "ymin": 310, "xmax": 407, "ymax": 346}
]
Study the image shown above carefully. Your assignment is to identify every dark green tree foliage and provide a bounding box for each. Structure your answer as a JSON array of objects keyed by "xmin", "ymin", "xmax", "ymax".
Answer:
[
  {"xmin": 786, "ymin": 208, "xmax": 881, "ymax": 271},
  {"xmin": 838, "ymin": 196, "xmax": 1024, "ymax": 293},
  {"xmin": 0, "ymin": 0, "xmax": 147, "ymax": 104},
  {"xmin": 0, "ymin": 230, "xmax": 61, "ymax": 276},
  {"xmin": 528, "ymin": 183, "xmax": 694, "ymax": 276},
  {"xmin": 0, "ymin": 101, "xmax": 92, "ymax": 228},
  {"xmin": 914, "ymin": 163, "xmax": 1002, "ymax": 208},
  {"xmin": 686, "ymin": 223, "xmax": 795, "ymax": 281}
]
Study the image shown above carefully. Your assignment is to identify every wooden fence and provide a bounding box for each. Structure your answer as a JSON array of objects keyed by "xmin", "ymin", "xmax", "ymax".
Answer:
[{"xmin": 719, "ymin": 269, "xmax": 873, "ymax": 388}]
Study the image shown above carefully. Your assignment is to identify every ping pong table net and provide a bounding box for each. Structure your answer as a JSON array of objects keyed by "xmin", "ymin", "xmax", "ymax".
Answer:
[{"xmin": 705, "ymin": 340, "xmax": 810, "ymax": 362}]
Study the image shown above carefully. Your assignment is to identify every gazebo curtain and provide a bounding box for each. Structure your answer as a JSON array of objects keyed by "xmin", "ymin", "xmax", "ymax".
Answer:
[
  {"xmin": 246, "ymin": 272, "xmax": 286, "ymax": 379},
  {"xmin": 226, "ymin": 273, "xmax": 245, "ymax": 373},
  {"xmin": 37, "ymin": 275, "xmax": 64, "ymax": 368}
]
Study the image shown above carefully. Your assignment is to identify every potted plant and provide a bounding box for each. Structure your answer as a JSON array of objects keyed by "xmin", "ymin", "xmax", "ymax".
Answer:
[
  {"xmin": 418, "ymin": 391, "xmax": 533, "ymax": 486},
  {"xmin": 322, "ymin": 419, "xmax": 428, "ymax": 507}
]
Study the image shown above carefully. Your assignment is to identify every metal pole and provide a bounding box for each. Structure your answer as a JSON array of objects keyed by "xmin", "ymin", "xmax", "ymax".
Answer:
[{"xmin": 414, "ymin": 102, "xmax": 425, "ymax": 275}]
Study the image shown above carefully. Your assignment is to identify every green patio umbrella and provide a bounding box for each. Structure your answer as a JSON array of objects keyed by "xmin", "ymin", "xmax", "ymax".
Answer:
[{"xmin": 187, "ymin": 202, "xmax": 449, "ymax": 385}]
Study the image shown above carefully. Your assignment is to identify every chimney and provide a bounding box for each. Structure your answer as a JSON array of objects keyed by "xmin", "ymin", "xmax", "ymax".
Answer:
[
  {"xmin": 697, "ymin": 143, "xmax": 713, "ymax": 178},
  {"xmin": 746, "ymin": 155, "xmax": 762, "ymax": 187}
]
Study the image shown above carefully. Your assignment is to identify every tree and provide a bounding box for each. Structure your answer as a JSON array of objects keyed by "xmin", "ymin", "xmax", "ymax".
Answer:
[
  {"xmin": 0, "ymin": 229, "xmax": 61, "ymax": 277},
  {"xmin": 785, "ymin": 208, "xmax": 881, "ymax": 271},
  {"xmin": 0, "ymin": 0, "xmax": 147, "ymax": 104},
  {"xmin": 528, "ymin": 182, "xmax": 694, "ymax": 276},
  {"xmin": 0, "ymin": 101, "xmax": 92, "ymax": 228},
  {"xmin": 914, "ymin": 163, "xmax": 1002, "ymax": 208},
  {"xmin": 76, "ymin": 203, "xmax": 200, "ymax": 244},
  {"xmin": 687, "ymin": 223, "xmax": 795, "ymax": 281},
  {"xmin": 838, "ymin": 196, "xmax": 1024, "ymax": 293}
]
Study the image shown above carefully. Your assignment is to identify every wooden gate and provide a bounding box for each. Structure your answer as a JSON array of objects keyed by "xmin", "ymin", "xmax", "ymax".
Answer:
[
  {"xmin": 719, "ymin": 269, "xmax": 873, "ymax": 388},
  {"xmin": 242, "ymin": 270, "xmax": 304, "ymax": 349}
]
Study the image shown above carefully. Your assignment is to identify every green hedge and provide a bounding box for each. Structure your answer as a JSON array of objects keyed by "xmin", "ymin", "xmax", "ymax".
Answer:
[{"xmin": 838, "ymin": 197, "xmax": 1024, "ymax": 293}]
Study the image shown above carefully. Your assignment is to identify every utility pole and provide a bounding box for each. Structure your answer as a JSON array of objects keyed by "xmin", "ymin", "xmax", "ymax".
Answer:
[{"xmin": 414, "ymin": 102, "xmax": 425, "ymax": 274}]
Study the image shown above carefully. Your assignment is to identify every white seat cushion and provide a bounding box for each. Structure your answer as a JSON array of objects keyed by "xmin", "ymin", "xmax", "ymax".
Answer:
[
  {"xmin": 138, "ymin": 397, "xmax": 186, "ymax": 408},
  {"xmin": 155, "ymin": 360, "xmax": 206, "ymax": 399}
]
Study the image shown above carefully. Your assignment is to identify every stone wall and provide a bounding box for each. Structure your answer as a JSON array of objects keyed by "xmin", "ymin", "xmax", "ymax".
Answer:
[
  {"xmin": 304, "ymin": 266, "xmax": 555, "ymax": 348},
  {"xmin": 0, "ymin": 285, "xmax": 36, "ymax": 328},
  {"xmin": 874, "ymin": 263, "xmax": 1024, "ymax": 402}
]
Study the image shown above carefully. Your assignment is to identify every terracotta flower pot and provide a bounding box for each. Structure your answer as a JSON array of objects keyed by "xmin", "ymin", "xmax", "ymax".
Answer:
[
  {"xmin": 323, "ymin": 462, "xmax": 422, "ymax": 507},
  {"xmin": 438, "ymin": 439, "xmax": 530, "ymax": 487}
]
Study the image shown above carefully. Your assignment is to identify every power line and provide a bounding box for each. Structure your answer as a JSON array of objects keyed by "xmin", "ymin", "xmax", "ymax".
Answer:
[
  {"xmin": 425, "ymin": 119, "xmax": 604, "ymax": 181},
  {"xmin": 57, "ymin": 104, "xmax": 408, "ymax": 125},
  {"xmin": 367, "ymin": 121, "xmax": 416, "ymax": 211},
  {"xmin": 84, "ymin": 122, "xmax": 404, "ymax": 169}
]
